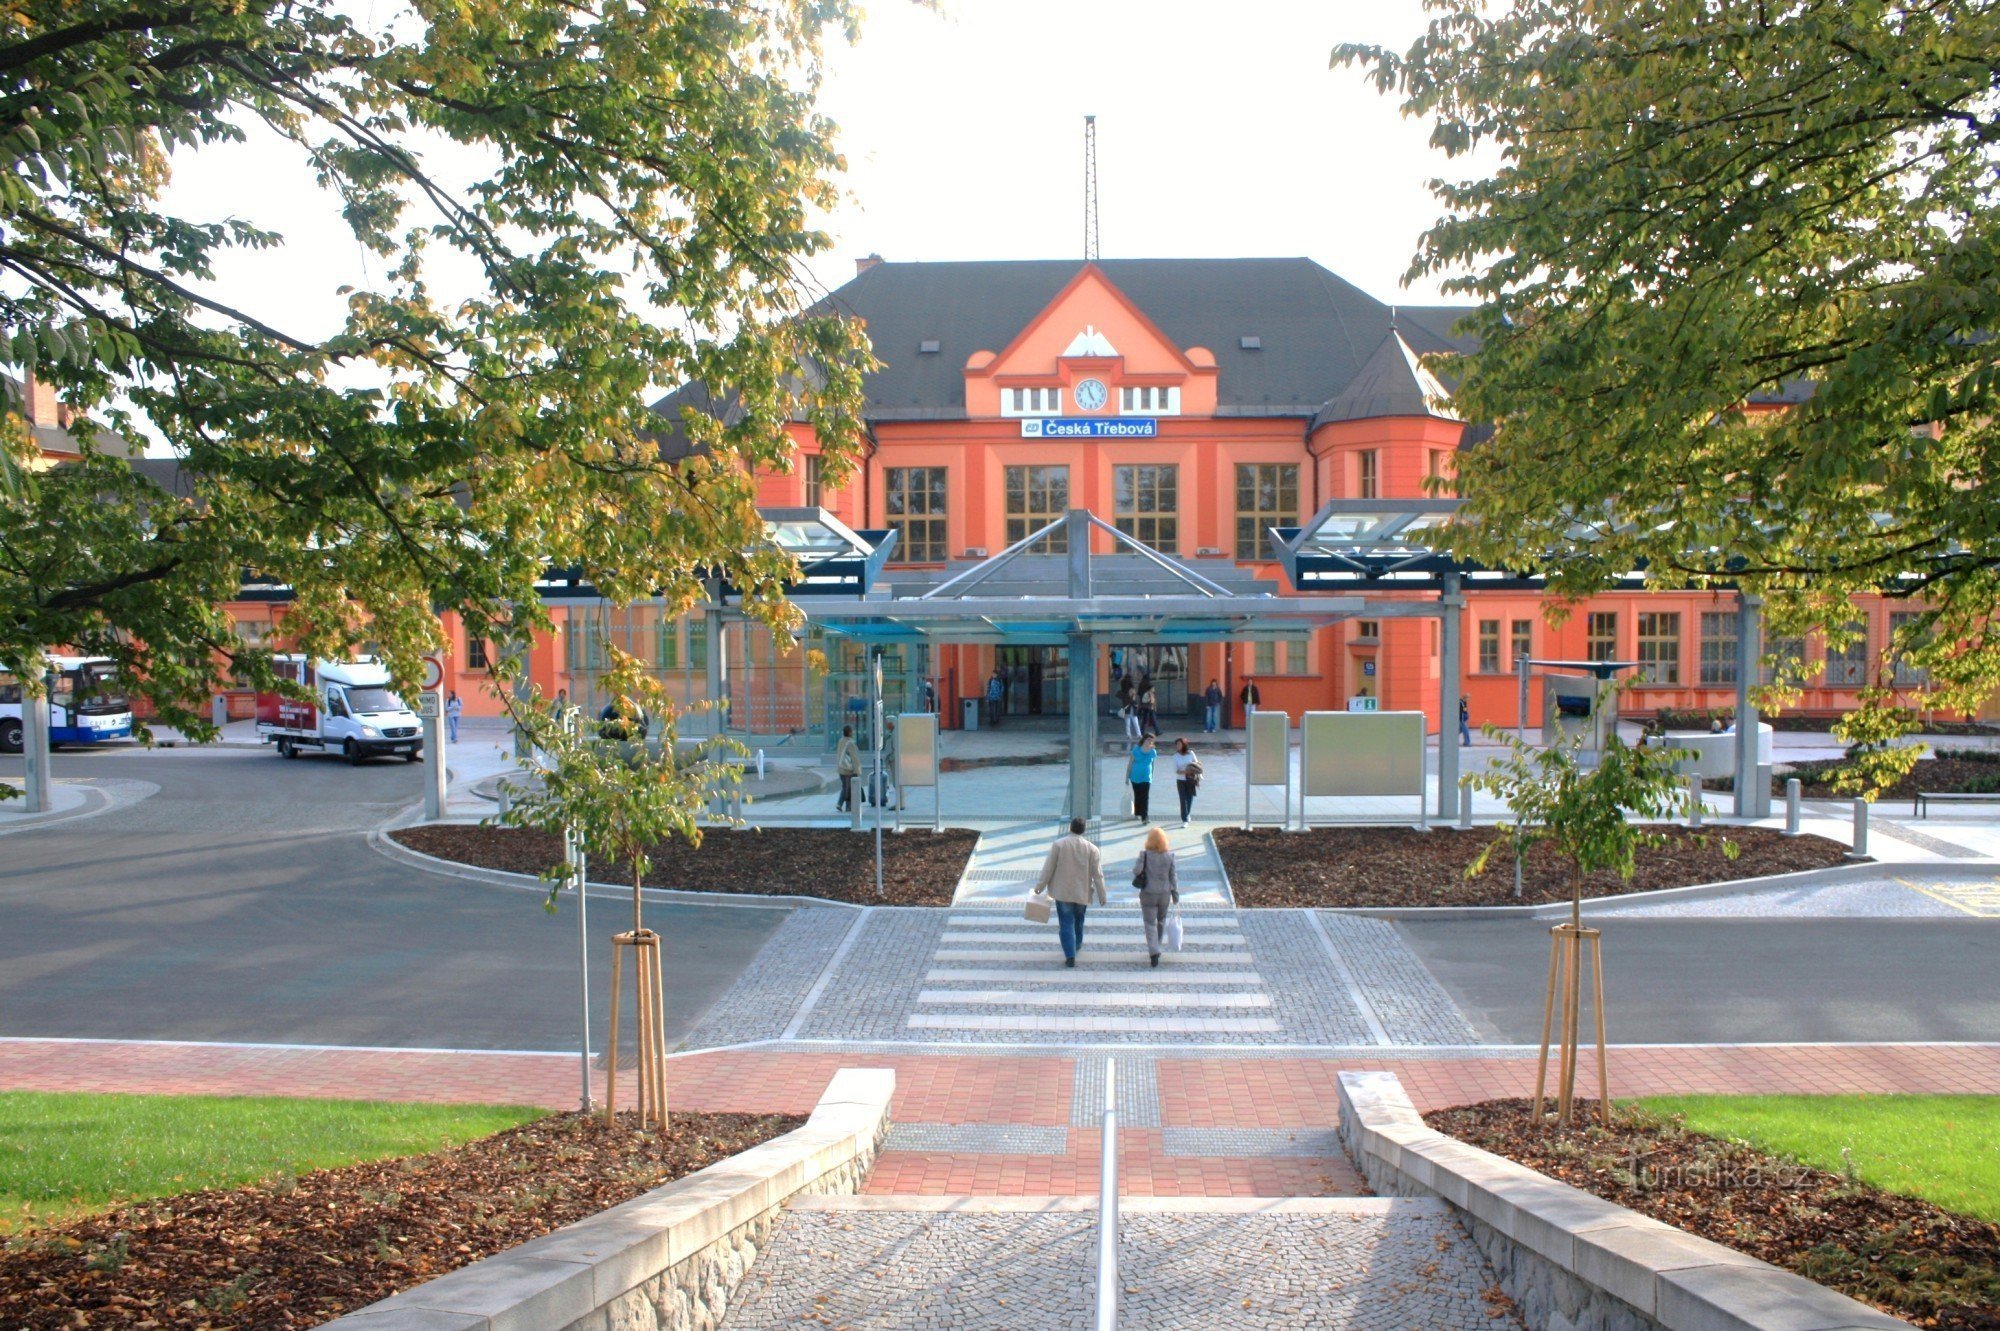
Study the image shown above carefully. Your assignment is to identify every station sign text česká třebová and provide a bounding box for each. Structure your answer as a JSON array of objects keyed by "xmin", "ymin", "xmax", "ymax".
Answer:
[{"xmin": 1020, "ymin": 418, "xmax": 1158, "ymax": 439}]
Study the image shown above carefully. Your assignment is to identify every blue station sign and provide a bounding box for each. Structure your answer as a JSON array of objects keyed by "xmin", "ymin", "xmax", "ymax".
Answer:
[{"xmin": 1020, "ymin": 418, "xmax": 1158, "ymax": 439}]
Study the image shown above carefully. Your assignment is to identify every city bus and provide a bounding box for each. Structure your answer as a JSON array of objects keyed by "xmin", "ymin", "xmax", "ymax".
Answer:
[{"xmin": 0, "ymin": 656, "xmax": 134, "ymax": 753}]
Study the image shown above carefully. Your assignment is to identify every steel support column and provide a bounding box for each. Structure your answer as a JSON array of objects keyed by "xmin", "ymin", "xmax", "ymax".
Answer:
[
  {"xmin": 1067, "ymin": 632, "xmax": 1098, "ymax": 823},
  {"xmin": 704, "ymin": 604, "xmax": 727, "ymax": 735},
  {"xmin": 1733, "ymin": 593, "xmax": 1763, "ymax": 819},
  {"xmin": 1437, "ymin": 574, "xmax": 1463, "ymax": 821},
  {"xmin": 20, "ymin": 669, "xmax": 49, "ymax": 814}
]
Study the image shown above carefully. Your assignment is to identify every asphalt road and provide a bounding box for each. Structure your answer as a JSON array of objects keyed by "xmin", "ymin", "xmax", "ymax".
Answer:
[
  {"xmin": 1396, "ymin": 915, "xmax": 2000, "ymax": 1044},
  {"xmin": 0, "ymin": 746, "xmax": 786, "ymax": 1051}
]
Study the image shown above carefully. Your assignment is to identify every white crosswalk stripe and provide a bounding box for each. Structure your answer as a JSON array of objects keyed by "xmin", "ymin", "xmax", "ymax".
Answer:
[{"xmin": 916, "ymin": 990, "xmax": 1271, "ymax": 1008}]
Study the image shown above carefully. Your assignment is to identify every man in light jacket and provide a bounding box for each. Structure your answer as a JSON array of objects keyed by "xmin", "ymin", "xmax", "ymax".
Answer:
[{"xmin": 1032, "ymin": 817, "xmax": 1106, "ymax": 968}]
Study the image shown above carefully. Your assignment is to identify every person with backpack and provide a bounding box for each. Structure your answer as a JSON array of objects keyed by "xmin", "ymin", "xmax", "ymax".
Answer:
[
  {"xmin": 1127, "ymin": 734, "xmax": 1158, "ymax": 823},
  {"xmin": 833, "ymin": 723, "xmax": 862, "ymax": 812},
  {"xmin": 1171, "ymin": 737, "xmax": 1203, "ymax": 826},
  {"xmin": 1131, "ymin": 825, "xmax": 1180, "ymax": 967}
]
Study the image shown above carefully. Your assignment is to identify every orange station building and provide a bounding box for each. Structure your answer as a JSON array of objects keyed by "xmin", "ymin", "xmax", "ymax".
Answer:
[{"xmin": 214, "ymin": 257, "xmax": 1962, "ymax": 734}]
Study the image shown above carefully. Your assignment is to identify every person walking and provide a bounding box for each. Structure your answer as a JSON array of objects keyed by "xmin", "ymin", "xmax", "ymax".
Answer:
[
  {"xmin": 1138, "ymin": 681, "xmax": 1158, "ymax": 737},
  {"xmin": 1203, "ymin": 678, "xmax": 1223, "ymax": 733},
  {"xmin": 834, "ymin": 724, "xmax": 862, "ymax": 812},
  {"xmin": 1238, "ymin": 675, "xmax": 1261, "ymax": 723},
  {"xmin": 445, "ymin": 691, "xmax": 462, "ymax": 743},
  {"xmin": 1459, "ymin": 694, "xmax": 1472, "ymax": 746},
  {"xmin": 1031, "ymin": 817, "xmax": 1106, "ymax": 967},
  {"xmin": 1171, "ymin": 737, "xmax": 1203, "ymax": 826},
  {"xmin": 1128, "ymin": 734, "xmax": 1158, "ymax": 822},
  {"xmin": 1132, "ymin": 825, "xmax": 1180, "ymax": 967},
  {"xmin": 1122, "ymin": 703, "xmax": 1142, "ymax": 743},
  {"xmin": 985, "ymin": 669, "xmax": 1006, "ymax": 728},
  {"xmin": 1116, "ymin": 670, "xmax": 1136, "ymax": 715}
]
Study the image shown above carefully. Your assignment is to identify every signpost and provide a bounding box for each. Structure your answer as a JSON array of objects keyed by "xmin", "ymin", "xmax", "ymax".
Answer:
[{"xmin": 417, "ymin": 688, "xmax": 445, "ymax": 820}]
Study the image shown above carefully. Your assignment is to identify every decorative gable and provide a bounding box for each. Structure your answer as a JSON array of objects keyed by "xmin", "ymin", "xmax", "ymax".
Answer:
[{"xmin": 963, "ymin": 265, "xmax": 1219, "ymax": 419}]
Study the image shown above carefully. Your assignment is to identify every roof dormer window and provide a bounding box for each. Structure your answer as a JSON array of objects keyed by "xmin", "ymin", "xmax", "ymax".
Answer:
[
  {"xmin": 1001, "ymin": 386, "xmax": 1063, "ymax": 416},
  {"xmin": 1119, "ymin": 386, "xmax": 1180, "ymax": 416}
]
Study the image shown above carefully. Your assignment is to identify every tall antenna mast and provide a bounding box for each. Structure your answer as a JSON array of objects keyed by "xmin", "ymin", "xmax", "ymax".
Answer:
[{"xmin": 1082, "ymin": 114, "xmax": 1100, "ymax": 262}]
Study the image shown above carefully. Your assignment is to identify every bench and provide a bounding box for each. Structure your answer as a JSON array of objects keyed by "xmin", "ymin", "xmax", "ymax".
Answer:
[{"xmin": 1914, "ymin": 790, "xmax": 2000, "ymax": 818}]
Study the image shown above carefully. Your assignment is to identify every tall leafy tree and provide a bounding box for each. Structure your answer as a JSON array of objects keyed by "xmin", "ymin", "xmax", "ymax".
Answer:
[
  {"xmin": 0, "ymin": 0, "xmax": 871, "ymax": 750},
  {"xmin": 1338, "ymin": 1, "xmax": 2000, "ymax": 772}
]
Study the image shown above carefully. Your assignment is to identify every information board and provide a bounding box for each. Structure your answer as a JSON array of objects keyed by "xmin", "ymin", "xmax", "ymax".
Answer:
[
  {"xmin": 1300, "ymin": 710, "xmax": 1424, "ymax": 797},
  {"xmin": 895, "ymin": 712, "xmax": 937, "ymax": 789},
  {"xmin": 1247, "ymin": 710, "xmax": 1289, "ymax": 786}
]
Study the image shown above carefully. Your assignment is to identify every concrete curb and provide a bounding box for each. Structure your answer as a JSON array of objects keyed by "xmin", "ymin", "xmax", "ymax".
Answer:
[
  {"xmin": 1203, "ymin": 827, "xmax": 1238, "ymax": 908},
  {"xmin": 1326, "ymin": 856, "xmax": 1957, "ymax": 920},
  {"xmin": 324, "ymin": 1068, "xmax": 894, "ymax": 1331},
  {"xmin": 1337, "ymin": 1070, "xmax": 1910, "ymax": 1330}
]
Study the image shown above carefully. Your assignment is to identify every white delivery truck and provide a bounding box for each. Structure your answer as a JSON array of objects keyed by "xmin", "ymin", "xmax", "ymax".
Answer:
[{"xmin": 255, "ymin": 656, "xmax": 424, "ymax": 764}]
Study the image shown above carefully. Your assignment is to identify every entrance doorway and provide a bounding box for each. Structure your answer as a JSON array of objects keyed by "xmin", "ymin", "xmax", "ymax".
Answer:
[
  {"xmin": 996, "ymin": 646, "xmax": 1069, "ymax": 717},
  {"xmin": 1107, "ymin": 645, "xmax": 1190, "ymax": 719}
]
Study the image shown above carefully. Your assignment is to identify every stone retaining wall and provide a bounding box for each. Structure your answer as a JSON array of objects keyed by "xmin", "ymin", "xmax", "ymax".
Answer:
[
  {"xmin": 1336, "ymin": 1071, "xmax": 1909, "ymax": 1331},
  {"xmin": 326, "ymin": 1067, "xmax": 894, "ymax": 1331}
]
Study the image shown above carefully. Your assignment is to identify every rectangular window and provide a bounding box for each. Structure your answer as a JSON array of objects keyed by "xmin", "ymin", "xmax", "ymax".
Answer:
[
  {"xmin": 1889, "ymin": 611, "xmax": 1931, "ymax": 687},
  {"xmin": 1586, "ymin": 611, "xmax": 1619, "ymax": 663},
  {"xmin": 1823, "ymin": 620, "xmax": 1868, "ymax": 686},
  {"xmin": 1762, "ymin": 636, "xmax": 1808, "ymax": 686},
  {"xmin": 1281, "ymin": 633, "xmax": 1311, "ymax": 675},
  {"xmin": 466, "ymin": 637, "xmax": 490, "ymax": 671},
  {"xmin": 1510, "ymin": 618, "xmax": 1533, "ymax": 670},
  {"xmin": 1428, "ymin": 449, "xmax": 1452, "ymax": 490},
  {"xmin": 1636, "ymin": 611, "xmax": 1681, "ymax": 685},
  {"xmin": 1477, "ymin": 619, "xmax": 1501, "ymax": 674},
  {"xmin": 885, "ymin": 467, "xmax": 949, "ymax": 563},
  {"xmin": 1254, "ymin": 640, "xmax": 1277, "ymax": 675},
  {"xmin": 1357, "ymin": 449, "xmax": 1379, "ymax": 500},
  {"xmin": 802, "ymin": 454, "xmax": 822, "ymax": 508},
  {"xmin": 687, "ymin": 616, "xmax": 708, "ymax": 670},
  {"xmin": 1118, "ymin": 386, "xmax": 1181, "ymax": 415},
  {"xmin": 1004, "ymin": 465, "xmax": 1069, "ymax": 551},
  {"xmin": 1698, "ymin": 610, "xmax": 1737, "ymax": 686},
  {"xmin": 1001, "ymin": 386, "xmax": 1062, "ymax": 416},
  {"xmin": 1354, "ymin": 620, "xmax": 1379, "ymax": 642},
  {"xmin": 1114, "ymin": 464, "xmax": 1178, "ymax": 552},
  {"xmin": 1234, "ymin": 463, "xmax": 1299, "ymax": 561},
  {"xmin": 659, "ymin": 620, "xmax": 680, "ymax": 671}
]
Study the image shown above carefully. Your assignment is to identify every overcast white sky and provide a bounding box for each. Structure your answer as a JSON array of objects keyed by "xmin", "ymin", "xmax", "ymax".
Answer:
[{"xmin": 806, "ymin": 0, "xmax": 1477, "ymax": 303}]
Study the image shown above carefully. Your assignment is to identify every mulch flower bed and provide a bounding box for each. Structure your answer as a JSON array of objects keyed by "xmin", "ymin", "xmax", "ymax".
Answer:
[
  {"xmin": 1773, "ymin": 753, "xmax": 2000, "ymax": 801},
  {"xmin": 394, "ymin": 823, "xmax": 976, "ymax": 906},
  {"xmin": 0, "ymin": 1109, "xmax": 802, "ymax": 1330},
  {"xmin": 1426, "ymin": 1099, "xmax": 2000, "ymax": 1329},
  {"xmin": 1213, "ymin": 825, "xmax": 1850, "ymax": 908}
]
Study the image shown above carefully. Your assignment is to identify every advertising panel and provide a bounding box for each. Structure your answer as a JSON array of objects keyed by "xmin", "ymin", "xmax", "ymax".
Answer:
[
  {"xmin": 896, "ymin": 712, "xmax": 938, "ymax": 789},
  {"xmin": 1301, "ymin": 711, "xmax": 1425, "ymax": 797},
  {"xmin": 1247, "ymin": 710, "xmax": 1289, "ymax": 786}
]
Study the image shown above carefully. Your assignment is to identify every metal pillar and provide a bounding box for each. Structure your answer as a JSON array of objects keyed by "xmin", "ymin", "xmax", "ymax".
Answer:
[
  {"xmin": 20, "ymin": 674, "xmax": 49, "ymax": 814},
  {"xmin": 422, "ymin": 697, "xmax": 445, "ymax": 820},
  {"xmin": 704, "ymin": 603, "xmax": 727, "ymax": 735},
  {"xmin": 1438, "ymin": 573, "xmax": 1463, "ymax": 821},
  {"xmin": 1067, "ymin": 632, "xmax": 1098, "ymax": 823},
  {"xmin": 1732, "ymin": 593, "xmax": 1762, "ymax": 819}
]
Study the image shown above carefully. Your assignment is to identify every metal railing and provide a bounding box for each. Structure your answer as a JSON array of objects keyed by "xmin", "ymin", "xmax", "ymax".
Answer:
[{"xmin": 1095, "ymin": 1057, "xmax": 1119, "ymax": 1330}]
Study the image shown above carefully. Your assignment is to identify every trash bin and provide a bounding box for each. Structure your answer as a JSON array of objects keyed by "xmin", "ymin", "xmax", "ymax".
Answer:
[{"xmin": 961, "ymin": 697, "xmax": 980, "ymax": 732}]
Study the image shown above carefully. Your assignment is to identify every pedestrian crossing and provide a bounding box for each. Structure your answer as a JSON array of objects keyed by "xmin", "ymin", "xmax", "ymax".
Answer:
[{"xmin": 911, "ymin": 908, "xmax": 1279, "ymax": 1036}]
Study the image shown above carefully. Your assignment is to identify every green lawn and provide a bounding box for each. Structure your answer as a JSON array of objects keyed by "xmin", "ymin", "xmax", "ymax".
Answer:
[
  {"xmin": 1638, "ymin": 1094, "xmax": 2000, "ymax": 1223},
  {"xmin": 0, "ymin": 1092, "xmax": 544, "ymax": 1233}
]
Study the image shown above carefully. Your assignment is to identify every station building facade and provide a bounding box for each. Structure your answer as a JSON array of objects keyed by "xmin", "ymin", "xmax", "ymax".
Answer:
[{"xmin": 216, "ymin": 256, "xmax": 1970, "ymax": 734}]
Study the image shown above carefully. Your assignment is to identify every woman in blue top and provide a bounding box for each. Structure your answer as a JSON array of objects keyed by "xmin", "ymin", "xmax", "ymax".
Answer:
[{"xmin": 1127, "ymin": 735, "xmax": 1158, "ymax": 822}]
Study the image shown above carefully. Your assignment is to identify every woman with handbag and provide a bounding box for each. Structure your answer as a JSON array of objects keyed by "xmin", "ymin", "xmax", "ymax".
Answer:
[
  {"xmin": 1127, "ymin": 734, "xmax": 1157, "ymax": 822},
  {"xmin": 1132, "ymin": 825, "xmax": 1179, "ymax": 967},
  {"xmin": 1171, "ymin": 737, "xmax": 1202, "ymax": 826}
]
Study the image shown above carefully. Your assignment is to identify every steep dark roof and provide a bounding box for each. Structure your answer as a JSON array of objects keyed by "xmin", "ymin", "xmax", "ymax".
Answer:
[
  {"xmin": 1311, "ymin": 331, "xmax": 1459, "ymax": 428},
  {"xmin": 3, "ymin": 372, "xmax": 135, "ymax": 458},
  {"xmin": 128, "ymin": 456, "xmax": 197, "ymax": 497},
  {"xmin": 647, "ymin": 258, "xmax": 1478, "ymax": 439}
]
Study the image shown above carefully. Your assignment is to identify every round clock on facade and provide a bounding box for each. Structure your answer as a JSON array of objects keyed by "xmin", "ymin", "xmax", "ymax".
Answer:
[{"xmin": 1074, "ymin": 377, "xmax": 1108, "ymax": 411}]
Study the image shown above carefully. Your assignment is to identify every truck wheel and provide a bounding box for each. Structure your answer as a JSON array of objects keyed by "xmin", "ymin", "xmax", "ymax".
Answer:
[
  {"xmin": 277, "ymin": 738, "xmax": 294, "ymax": 759},
  {"xmin": 0, "ymin": 719, "xmax": 20, "ymax": 754},
  {"xmin": 345, "ymin": 739, "xmax": 363, "ymax": 766}
]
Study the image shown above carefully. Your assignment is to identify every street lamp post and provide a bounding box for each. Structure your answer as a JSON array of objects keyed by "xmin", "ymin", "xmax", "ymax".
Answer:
[{"xmin": 872, "ymin": 650, "xmax": 884, "ymax": 899}]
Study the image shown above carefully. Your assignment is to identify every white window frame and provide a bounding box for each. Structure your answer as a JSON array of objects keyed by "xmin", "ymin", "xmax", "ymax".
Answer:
[
  {"xmin": 1000, "ymin": 386, "xmax": 1063, "ymax": 417},
  {"xmin": 1117, "ymin": 385, "xmax": 1181, "ymax": 416}
]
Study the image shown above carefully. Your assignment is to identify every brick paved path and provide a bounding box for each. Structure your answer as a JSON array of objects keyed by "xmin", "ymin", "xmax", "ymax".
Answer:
[{"xmin": 9, "ymin": 1037, "xmax": 1998, "ymax": 1198}]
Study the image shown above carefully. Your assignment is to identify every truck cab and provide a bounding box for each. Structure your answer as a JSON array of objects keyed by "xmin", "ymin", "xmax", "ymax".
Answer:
[{"xmin": 256, "ymin": 657, "xmax": 424, "ymax": 764}]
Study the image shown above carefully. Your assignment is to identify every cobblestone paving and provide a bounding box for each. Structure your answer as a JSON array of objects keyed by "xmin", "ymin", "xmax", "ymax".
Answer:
[
  {"xmin": 717, "ymin": 1202, "xmax": 1512, "ymax": 1330},
  {"xmin": 1157, "ymin": 1128, "xmax": 1345, "ymax": 1158},
  {"xmin": 680, "ymin": 905, "xmax": 854, "ymax": 1048},
  {"xmin": 884, "ymin": 1124, "xmax": 1070, "ymax": 1155},
  {"xmin": 793, "ymin": 909, "xmax": 947, "ymax": 1043},
  {"xmin": 1313, "ymin": 915, "xmax": 1482, "ymax": 1046},
  {"xmin": 1070, "ymin": 1052, "xmax": 1162, "ymax": 1126}
]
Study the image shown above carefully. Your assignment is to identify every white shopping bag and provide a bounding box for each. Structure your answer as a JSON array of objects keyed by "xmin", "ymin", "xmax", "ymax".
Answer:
[{"xmin": 1164, "ymin": 912, "xmax": 1184, "ymax": 953}]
